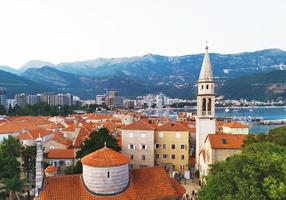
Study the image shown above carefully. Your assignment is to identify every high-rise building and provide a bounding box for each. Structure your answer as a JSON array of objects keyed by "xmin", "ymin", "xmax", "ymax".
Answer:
[
  {"xmin": 96, "ymin": 94, "xmax": 106, "ymax": 105},
  {"xmin": 0, "ymin": 87, "xmax": 7, "ymax": 108},
  {"xmin": 27, "ymin": 94, "xmax": 41, "ymax": 105},
  {"xmin": 40, "ymin": 93, "xmax": 72, "ymax": 106},
  {"xmin": 106, "ymin": 90, "xmax": 123, "ymax": 108},
  {"xmin": 196, "ymin": 45, "xmax": 216, "ymax": 167},
  {"xmin": 15, "ymin": 93, "xmax": 28, "ymax": 107}
]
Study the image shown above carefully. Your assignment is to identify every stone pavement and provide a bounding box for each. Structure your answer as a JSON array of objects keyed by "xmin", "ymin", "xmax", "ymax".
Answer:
[{"xmin": 181, "ymin": 179, "xmax": 200, "ymax": 197}]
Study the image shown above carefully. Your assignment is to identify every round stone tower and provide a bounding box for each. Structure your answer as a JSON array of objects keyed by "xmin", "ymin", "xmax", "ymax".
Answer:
[{"xmin": 81, "ymin": 146, "xmax": 130, "ymax": 195}]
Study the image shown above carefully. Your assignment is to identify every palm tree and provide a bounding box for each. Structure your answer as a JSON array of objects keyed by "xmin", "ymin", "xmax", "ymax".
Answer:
[{"xmin": 0, "ymin": 177, "xmax": 30, "ymax": 200}]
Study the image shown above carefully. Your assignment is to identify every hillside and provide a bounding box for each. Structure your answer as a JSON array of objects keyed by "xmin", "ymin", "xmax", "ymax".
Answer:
[
  {"xmin": 1, "ymin": 48, "xmax": 286, "ymax": 99},
  {"xmin": 218, "ymin": 70, "xmax": 286, "ymax": 100},
  {"xmin": 0, "ymin": 70, "xmax": 51, "ymax": 98},
  {"xmin": 22, "ymin": 67, "xmax": 151, "ymax": 99}
]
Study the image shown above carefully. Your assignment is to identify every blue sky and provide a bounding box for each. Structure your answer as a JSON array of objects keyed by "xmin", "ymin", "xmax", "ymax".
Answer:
[{"xmin": 0, "ymin": 0, "xmax": 285, "ymax": 68}]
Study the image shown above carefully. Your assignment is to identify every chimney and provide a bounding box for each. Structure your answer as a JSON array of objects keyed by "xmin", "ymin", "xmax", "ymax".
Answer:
[{"xmin": 35, "ymin": 137, "xmax": 44, "ymax": 197}]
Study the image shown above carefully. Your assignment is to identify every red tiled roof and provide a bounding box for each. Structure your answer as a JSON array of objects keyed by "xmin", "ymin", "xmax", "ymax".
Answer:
[
  {"xmin": 170, "ymin": 178, "xmax": 186, "ymax": 197},
  {"xmin": 207, "ymin": 133, "xmax": 247, "ymax": 149},
  {"xmin": 156, "ymin": 121, "xmax": 189, "ymax": 131},
  {"xmin": 47, "ymin": 149, "xmax": 75, "ymax": 159},
  {"xmin": 223, "ymin": 121, "xmax": 248, "ymax": 128},
  {"xmin": 81, "ymin": 147, "xmax": 129, "ymax": 167},
  {"xmin": 52, "ymin": 133, "xmax": 73, "ymax": 147},
  {"xmin": 122, "ymin": 119, "xmax": 156, "ymax": 130},
  {"xmin": 73, "ymin": 127, "xmax": 90, "ymax": 148},
  {"xmin": 45, "ymin": 165, "xmax": 58, "ymax": 173},
  {"xmin": 17, "ymin": 129, "xmax": 51, "ymax": 140},
  {"xmin": 38, "ymin": 167, "xmax": 184, "ymax": 200}
]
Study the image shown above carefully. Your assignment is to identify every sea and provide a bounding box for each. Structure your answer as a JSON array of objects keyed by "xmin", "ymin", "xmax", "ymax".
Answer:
[
  {"xmin": 145, "ymin": 106, "xmax": 286, "ymax": 134},
  {"xmin": 215, "ymin": 106, "xmax": 286, "ymax": 134}
]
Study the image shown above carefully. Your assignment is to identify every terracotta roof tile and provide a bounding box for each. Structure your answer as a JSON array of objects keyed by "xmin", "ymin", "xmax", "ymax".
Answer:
[
  {"xmin": 122, "ymin": 119, "xmax": 156, "ymax": 130},
  {"xmin": 223, "ymin": 121, "xmax": 248, "ymax": 128},
  {"xmin": 45, "ymin": 165, "xmax": 58, "ymax": 173},
  {"xmin": 17, "ymin": 129, "xmax": 51, "ymax": 140},
  {"xmin": 73, "ymin": 127, "xmax": 90, "ymax": 148},
  {"xmin": 52, "ymin": 133, "xmax": 73, "ymax": 147},
  {"xmin": 156, "ymin": 121, "xmax": 189, "ymax": 131},
  {"xmin": 38, "ymin": 167, "xmax": 184, "ymax": 200},
  {"xmin": 81, "ymin": 147, "xmax": 129, "ymax": 167},
  {"xmin": 207, "ymin": 133, "xmax": 247, "ymax": 149},
  {"xmin": 47, "ymin": 149, "xmax": 75, "ymax": 159}
]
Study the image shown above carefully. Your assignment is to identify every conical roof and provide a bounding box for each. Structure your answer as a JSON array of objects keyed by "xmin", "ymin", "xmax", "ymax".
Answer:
[
  {"xmin": 81, "ymin": 147, "xmax": 129, "ymax": 167},
  {"xmin": 198, "ymin": 46, "xmax": 213, "ymax": 82}
]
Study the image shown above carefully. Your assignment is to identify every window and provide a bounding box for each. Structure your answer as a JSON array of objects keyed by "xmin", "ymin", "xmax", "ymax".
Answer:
[
  {"xmin": 171, "ymin": 144, "xmax": 175, "ymax": 149},
  {"xmin": 155, "ymin": 154, "xmax": 160, "ymax": 159},
  {"xmin": 159, "ymin": 132, "xmax": 164, "ymax": 138},
  {"xmin": 155, "ymin": 144, "xmax": 160, "ymax": 149},
  {"xmin": 65, "ymin": 161, "xmax": 71, "ymax": 166},
  {"xmin": 128, "ymin": 144, "xmax": 135, "ymax": 149},
  {"xmin": 201, "ymin": 85, "xmax": 204, "ymax": 89},
  {"xmin": 206, "ymin": 84, "xmax": 209, "ymax": 89},
  {"xmin": 140, "ymin": 144, "xmax": 147, "ymax": 150},
  {"xmin": 171, "ymin": 154, "xmax": 176, "ymax": 159},
  {"xmin": 176, "ymin": 132, "xmax": 181, "ymax": 139},
  {"xmin": 129, "ymin": 133, "xmax": 134, "ymax": 138},
  {"xmin": 140, "ymin": 165, "xmax": 147, "ymax": 168},
  {"xmin": 181, "ymin": 145, "xmax": 185, "ymax": 149},
  {"xmin": 141, "ymin": 155, "xmax": 146, "ymax": 160},
  {"xmin": 181, "ymin": 155, "xmax": 185, "ymax": 160},
  {"xmin": 162, "ymin": 154, "xmax": 167, "ymax": 159},
  {"xmin": 130, "ymin": 154, "xmax": 134, "ymax": 160},
  {"xmin": 129, "ymin": 164, "xmax": 134, "ymax": 169},
  {"xmin": 222, "ymin": 138, "xmax": 227, "ymax": 144},
  {"xmin": 163, "ymin": 144, "xmax": 167, "ymax": 149},
  {"xmin": 140, "ymin": 133, "xmax": 146, "ymax": 138},
  {"xmin": 107, "ymin": 171, "xmax": 111, "ymax": 179}
]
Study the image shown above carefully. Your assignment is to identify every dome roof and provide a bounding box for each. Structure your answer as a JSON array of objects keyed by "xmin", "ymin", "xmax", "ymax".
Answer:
[
  {"xmin": 81, "ymin": 147, "xmax": 129, "ymax": 167},
  {"xmin": 45, "ymin": 165, "xmax": 58, "ymax": 173}
]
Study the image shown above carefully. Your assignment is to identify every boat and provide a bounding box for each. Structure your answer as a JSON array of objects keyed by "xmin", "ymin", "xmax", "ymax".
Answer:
[{"xmin": 225, "ymin": 107, "xmax": 230, "ymax": 112}]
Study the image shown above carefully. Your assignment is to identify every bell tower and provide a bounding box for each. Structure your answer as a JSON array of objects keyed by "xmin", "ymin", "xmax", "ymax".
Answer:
[
  {"xmin": 197, "ymin": 45, "xmax": 215, "ymax": 118},
  {"xmin": 196, "ymin": 45, "xmax": 216, "ymax": 166}
]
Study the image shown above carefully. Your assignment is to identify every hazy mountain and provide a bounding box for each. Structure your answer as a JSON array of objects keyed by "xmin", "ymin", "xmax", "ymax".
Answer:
[
  {"xmin": 0, "ymin": 66, "xmax": 20, "ymax": 74},
  {"xmin": 2, "ymin": 48, "xmax": 286, "ymax": 99},
  {"xmin": 20, "ymin": 60, "xmax": 55, "ymax": 72},
  {"xmin": 21, "ymin": 67, "xmax": 151, "ymax": 99},
  {"xmin": 0, "ymin": 70, "xmax": 51, "ymax": 98}
]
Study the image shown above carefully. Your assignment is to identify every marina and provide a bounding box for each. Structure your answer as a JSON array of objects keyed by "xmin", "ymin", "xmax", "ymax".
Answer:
[{"xmin": 142, "ymin": 106, "xmax": 286, "ymax": 134}]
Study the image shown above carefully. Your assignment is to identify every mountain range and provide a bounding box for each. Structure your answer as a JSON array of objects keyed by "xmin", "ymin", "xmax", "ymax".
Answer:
[{"xmin": 0, "ymin": 48, "xmax": 286, "ymax": 100}]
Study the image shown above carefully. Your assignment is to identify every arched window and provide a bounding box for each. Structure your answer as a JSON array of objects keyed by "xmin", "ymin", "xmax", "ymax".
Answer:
[
  {"xmin": 206, "ymin": 85, "xmax": 209, "ymax": 89},
  {"xmin": 201, "ymin": 85, "xmax": 204, "ymax": 89},
  {"xmin": 107, "ymin": 171, "xmax": 111, "ymax": 179},
  {"xmin": 202, "ymin": 98, "xmax": 206, "ymax": 112},
  {"xmin": 208, "ymin": 98, "xmax": 212, "ymax": 111}
]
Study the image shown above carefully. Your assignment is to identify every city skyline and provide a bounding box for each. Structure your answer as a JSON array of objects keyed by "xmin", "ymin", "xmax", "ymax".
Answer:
[{"xmin": 0, "ymin": 0, "xmax": 285, "ymax": 68}]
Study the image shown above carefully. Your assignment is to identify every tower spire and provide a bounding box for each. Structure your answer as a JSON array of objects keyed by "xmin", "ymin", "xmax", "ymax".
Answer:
[{"xmin": 198, "ymin": 44, "xmax": 213, "ymax": 82}]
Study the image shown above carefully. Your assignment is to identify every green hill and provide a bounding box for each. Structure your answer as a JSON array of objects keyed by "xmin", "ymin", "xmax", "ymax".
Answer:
[
  {"xmin": 0, "ymin": 70, "xmax": 51, "ymax": 98},
  {"xmin": 218, "ymin": 70, "xmax": 286, "ymax": 100}
]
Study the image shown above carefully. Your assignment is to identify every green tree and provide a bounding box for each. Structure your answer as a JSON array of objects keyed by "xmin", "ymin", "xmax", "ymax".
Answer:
[
  {"xmin": 197, "ymin": 142, "xmax": 286, "ymax": 200},
  {"xmin": 0, "ymin": 177, "xmax": 30, "ymax": 200},
  {"xmin": 21, "ymin": 145, "xmax": 36, "ymax": 197},
  {"xmin": 65, "ymin": 128, "xmax": 121, "ymax": 174},
  {"xmin": 76, "ymin": 128, "xmax": 121, "ymax": 159},
  {"xmin": 0, "ymin": 137, "xmax": 22, "ymax": 179}
]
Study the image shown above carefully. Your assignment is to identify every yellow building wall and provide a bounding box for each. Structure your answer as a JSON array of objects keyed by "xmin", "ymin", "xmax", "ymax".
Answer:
[
  {"xmin": 223, "ymin": 126, "xmax": 249, "ymax": 134},
  {"xmin": 154, "ymin": 130, "xmax": 189, "ymax": 171}
]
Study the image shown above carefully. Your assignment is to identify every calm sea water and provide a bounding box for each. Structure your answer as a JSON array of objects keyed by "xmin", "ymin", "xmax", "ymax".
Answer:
[{"xmin": 215, "ymin": 107, "xmax": 286, "ymax": 134}]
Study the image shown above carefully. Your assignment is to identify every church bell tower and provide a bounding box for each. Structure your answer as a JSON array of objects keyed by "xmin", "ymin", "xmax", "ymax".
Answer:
[{"xmin": 196, "ymin": 45, "xmax": 216, "ymax": 166}]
